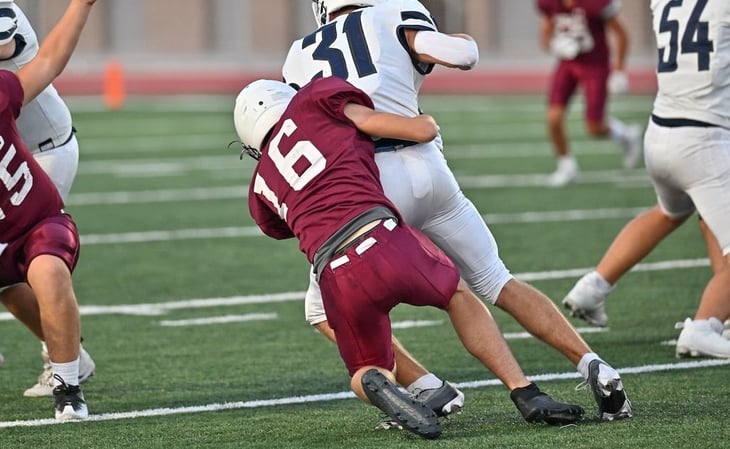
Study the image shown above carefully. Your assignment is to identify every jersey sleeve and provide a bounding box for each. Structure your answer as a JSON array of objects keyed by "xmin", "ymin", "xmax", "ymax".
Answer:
[
  {"xmin": 599, "ymin": 0, "xmax": 621, "ymax": 20},
  {"xmin": 248, "ymin": 170, "xmax": 294, "ymax": 240},
  {"xmin": 536, "ymin": 0, "xmax": 553, "ymax": 16},
  {"xmin": 0, "ymin": 70, "xmax": 24, "ymax": 118},
  {"xmin": 392, "ymin": 0, "xmax": 439, "ymax": 32}
]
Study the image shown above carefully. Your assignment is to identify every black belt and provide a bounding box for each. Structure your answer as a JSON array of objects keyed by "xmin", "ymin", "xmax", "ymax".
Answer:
[
  {"xmin": 651, "ymin": 114, "xmax": 718, "ymax": 128},
  {"xmin": 38, "ymin": 126, "xmax": 76, "ymax": 152},
  {"xmin": 374, "ymin": 138, "xmax": 418, "ymax": 153}
]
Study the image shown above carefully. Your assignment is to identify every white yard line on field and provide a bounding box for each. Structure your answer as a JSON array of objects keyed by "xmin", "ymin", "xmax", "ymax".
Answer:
[
  {"xmin": 67, "ymin": 168, "xmax": 648, "ymax": 199},
  {"xmin": 159, "ymin": 313, "xmax": 278, "ymax": 327},
  {"xmin": 0, "ymin": 258, "xmax": 708, "ymax": 322},
  {"xmin": 1, "ymin": 358, "xmax": 727, "ymax": 428},
  {"xmin": 77, "ymin": 206, "xmax": 652, "ymax": 245}
]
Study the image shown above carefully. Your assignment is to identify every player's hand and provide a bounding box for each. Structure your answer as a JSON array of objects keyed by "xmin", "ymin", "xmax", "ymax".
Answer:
[
  {"xmin": 608, "ymin": 71, "xmax": 629, "ymax": 95},
  {"xmin": 75, "ymin": 0, "xmax": 97, "ymax": 5},
  {"xmin": 550, "ymin": 35, "xmax": 579, "ymax": 60}
]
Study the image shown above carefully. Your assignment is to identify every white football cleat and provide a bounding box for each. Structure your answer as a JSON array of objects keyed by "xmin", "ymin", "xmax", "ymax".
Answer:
[
  {"xmin": 53, "ymin": 375, "xmax": 88, "ymax": 421},
  {"xmin": 676, "ymin": 317, "xmax": 730, "ymax": 358},
  {"xmin": 563, "ymin": 272, "xmax": 613, "ymax": 327},
  {"xmin": 25, "ymin": 345, "xmax": 96, "ymax": 397},
  {"xmin": 548, "ymin": 156, "xmax": 578, "ymax": 187}
]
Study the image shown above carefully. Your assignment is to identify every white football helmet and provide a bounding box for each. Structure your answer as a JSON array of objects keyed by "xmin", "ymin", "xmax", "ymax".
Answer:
[
  {"xmin": 0, "ymin": 2, "xmax": 18, "ymax": 46},
  {"xmin": 311, "ymin": 0, "xmax": 383, "ymax": 26},
  {"xmin": 233, "ymin": 80, "xmax": 296, "ymax": 158}
]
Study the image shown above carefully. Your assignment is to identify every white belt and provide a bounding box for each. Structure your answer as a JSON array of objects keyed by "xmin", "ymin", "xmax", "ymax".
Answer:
[{"xmin": 329, "ymin": 218, "xmax": 396, "ymax": 270}]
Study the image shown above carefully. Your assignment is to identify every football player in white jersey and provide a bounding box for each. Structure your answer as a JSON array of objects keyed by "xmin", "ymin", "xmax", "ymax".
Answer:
[
  {"xmin": 564, "ymin": 0, "xmax": 730, "ymax": 358},
  {"xmin": 0, "ymin": 0, "xmax": 95, "ymax": 397},
  {"xmin": 283, "ymin": 0, "xmax": 632, "ymax": 422}
]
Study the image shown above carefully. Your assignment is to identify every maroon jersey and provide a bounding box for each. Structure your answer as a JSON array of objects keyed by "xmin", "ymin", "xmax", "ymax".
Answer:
[
  {"xmin": 537, "ymin": 0, "xmax": 618, "ymax": 65},
  {"xmin": 248, "ymin": 77, "xmax": 401, "ymax": 263},
  {"xmin": 0, "ymin": 70, "xmax": 65, "ymax": 243}
]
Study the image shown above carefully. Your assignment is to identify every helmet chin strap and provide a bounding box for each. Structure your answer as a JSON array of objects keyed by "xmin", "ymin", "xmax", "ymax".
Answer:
[{"xmin": 228, "ymin": 140, "xmax": 261, "ymax": 161}]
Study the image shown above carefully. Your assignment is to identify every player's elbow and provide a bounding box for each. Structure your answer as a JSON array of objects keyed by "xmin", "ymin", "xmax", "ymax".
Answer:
[{"xmin": 413, "ymin": 31, "xmax": 480, "ymax": 69}]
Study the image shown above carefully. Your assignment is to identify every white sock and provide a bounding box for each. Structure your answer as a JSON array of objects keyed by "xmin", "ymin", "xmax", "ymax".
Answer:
[
  {"xmin": 407, "ymin": 373, "xmax": 443, "ymax": 393},
  {"xmin": 608, "ymin": 117, "xmax": 627, "ymax": 142},
  {"xmin": 41, "ymin": 341, "xmax": 48, "ymax": 353},
  {"xmin": 556, "ymin": 154, "xmax": 577, "ymax": 170},
  {"xmin": 51, "ymin": 358, "xmax": 80, "ymax": 387},
  {"xmin": 577, "ymin": 352, "xmax": 600, "ymax": 379}
]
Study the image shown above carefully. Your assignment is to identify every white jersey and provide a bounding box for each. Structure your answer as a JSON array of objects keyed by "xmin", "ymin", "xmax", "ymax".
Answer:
[
  {"xmin": 283, "ymin": 0, "xmax": 437, "ymax": 118},
  {"xmin": 288, "ymin": 2, "xmax": 512, "ymax": 325},
  {"xmin": 0, "ymin": 4, "xmax": 73, "ymax": 153},
  {"xmin": 651, "ymin": 0, "xmax": 730, "ymax": 129}
]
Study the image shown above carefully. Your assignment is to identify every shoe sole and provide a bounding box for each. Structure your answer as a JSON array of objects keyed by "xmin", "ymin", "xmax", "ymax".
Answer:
[
  {"xmin": 56, "ymin": 411, "xmax": 89, "ymax": 421},
  {"xmin": 361, "ymin": 370, "xmax": 441, "ymax": 439},
  {"xmin": 676, "ymin": 346, "xmax": 730, "ymax": 359},
  {"xmin": 526, "ymin": 409, "xmax": 583, "ymax": 426}
]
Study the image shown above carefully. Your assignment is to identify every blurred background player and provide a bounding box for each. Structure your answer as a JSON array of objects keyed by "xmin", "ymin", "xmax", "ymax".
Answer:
[
  {"xmin": 283, "ymin": 0, "xmax": 632, "ymax": 422},
  {"xmin": 537, "ymin": 0, "xmax": 641, "ymax": 187},
  {"xmin": 0, "ymin": 0, "xmax": 95, "ymax": 398},
  {"xmin": 564, "ymin": 0, "xmax": 730, "ymax": 358},
  {"xmin": 235, "ymin": 77, "xmax": 585, "ymax": 438},
  {"xmin": 0, "ymin": 0, "xmax": 97, "ymax": 420}
]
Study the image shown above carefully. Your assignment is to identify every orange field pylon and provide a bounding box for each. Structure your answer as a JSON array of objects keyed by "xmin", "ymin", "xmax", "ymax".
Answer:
[{"xmin": 103, "ymin": 60, "xmax": 126, "ymax": 110}]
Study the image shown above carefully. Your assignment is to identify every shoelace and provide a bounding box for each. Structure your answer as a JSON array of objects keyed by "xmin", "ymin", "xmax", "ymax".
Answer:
[
  {"xmin": 375, "ymin": 413, "xmax": 402, "ymax": 430},
  {"xmin": 53, "ymin": 373, "xmax": 67, "ymax": 388}
]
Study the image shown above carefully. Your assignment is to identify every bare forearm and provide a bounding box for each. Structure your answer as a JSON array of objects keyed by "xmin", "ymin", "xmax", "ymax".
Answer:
[
  {"xmin": 608, "ymin": 18, "xmax": 628, "ymax": 71},
  {"xmin": 344, "ymin": 103, "xmax": 438, "ymax": 142},
  {"xmin": 18, "ymin": 0, "xmax": 95, "ymax": 104},
  {"xmin": 360, "ymin": 112, "xmax": 439, "ymax": 143}
]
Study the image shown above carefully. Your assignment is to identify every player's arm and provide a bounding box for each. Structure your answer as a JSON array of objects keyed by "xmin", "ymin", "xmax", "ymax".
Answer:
[
  {"xmin": 606, "ymin": 15, "xmax": 628, "ymax": 72},
  {"xmin": 343, "ymin": 102, "xmax": 439, "ymax": 143},
  {"xmin": 248, "ymin": 183, "xmax": 294, "ymax": 240},
  {"xmin": 404, "ymin": 29, "xmax": 479, "ymax": 70},
  {"xmin": 539, "ymin": 15, "xmax": 553, "ymax": 52},
  {"xmin": 15, "ymin": 0, "xmax": 96, "ymax": 106}
]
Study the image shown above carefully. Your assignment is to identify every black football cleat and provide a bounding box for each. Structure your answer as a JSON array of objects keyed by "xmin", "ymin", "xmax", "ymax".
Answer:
[
  {"xmin": 511, "ymin": 383, "xmax": 584, "ymax": 425},
  {"xmin": 361, "ymin": 369, "xmax": 441, "ymax": 439}
]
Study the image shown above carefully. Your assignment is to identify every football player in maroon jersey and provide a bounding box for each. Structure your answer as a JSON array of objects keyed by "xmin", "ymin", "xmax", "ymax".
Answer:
[
  {"xmin": 0, "ymin": 0, "xmax": 96, "ymax": 420},
  {"xmin": 537, "ymin": 0, "xmax": 641, "ymax": 186},
  {"xmin": 234, "ymin": 77, "xmax": 585, "ymax": 439}
]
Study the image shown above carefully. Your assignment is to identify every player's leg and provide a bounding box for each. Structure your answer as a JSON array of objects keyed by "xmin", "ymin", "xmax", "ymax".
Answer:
[
  {"xmin": 699, "ymin": 216, "xmax": 725, "ymax": 274},
  {"xmin": 305, "ymin": 267, "xmax": 464, "ymax": 417},
  {"xmin": 645, "ymin": 123, "xmax": 730, "ymax": 357},
  {"xmin": 1, "ymin": 284, "xmax": 45, "ymax": 339},
  {"xmin": 583, "ymin": 64, "xmax": 641, "ymax": 169},
  {"xmin": 563, "ymin": 205, "xmax": 690, "ymax": 327},
  {"xmin": 1, "ymin": 282, "xmax": 95, "ymax": 397},
  {"xmin": 546, "ymin": 63, "xmax": 579, "ymax": 186},
  {"xmin": 413, "ymin": 151, "xmax": 629, "ymax": 419},
  {"xmin": 444, "ymin": 281, "xmax": 584, "ymax": 425},
  {"xmin": 318, "ymin": 246, "xmax": 442, "ymax": 439},
  {"xmin": 386, "ymin": 225, "xmax": 584, "ymax": 425},
  {"xmin": 23, "ymin": 216, "xmax": 87, "ymax": 420},
  {"xmin": 27, "ymin": 255, "xmax": 87, "ymax": 420}
]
